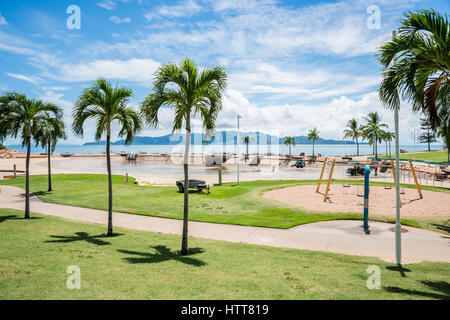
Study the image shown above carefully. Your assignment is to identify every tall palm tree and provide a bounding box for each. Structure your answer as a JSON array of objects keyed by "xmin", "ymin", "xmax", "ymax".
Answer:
[
  {"xmin": 34, "ymin": 114, "xmax": 67, "ymax": 192},
  {"xmin": 284, "ymin": 136, "xmax": 295, "ymax": 158},
  {"xmin": 140, "ymin": 58, "xmax": 227, "ymax": 255},
  {"xmin": 383, "ymin": 131, "xmax": 395, "ymax": 158},
  {"xmin": 377, "ymin": 9, "xmax": 449, "ymax": 129},
  {"xmin": 0, "ymin": 93, "xmax": 62, "ymax": 218},
  {"xmin": 307, "ymin": 128, "xmax": 319, "ymax": 158},
  {"xmin": 342, "ymin": 119, "xmax": 363, "ymax": 156},
  {"xmin": 73, "ymin": 78, "xmax": 142, "ymax": 236},
  {"xmin": 438, "ymin": 104, "xmax": 450, "ymax": 162},
  {"xmin": 242, "ymin": 135, "xmax": 252, "ymax": 162},
  {"xmin": 362, "ymin": 112, "xmax": 388, "ymax": 160}
]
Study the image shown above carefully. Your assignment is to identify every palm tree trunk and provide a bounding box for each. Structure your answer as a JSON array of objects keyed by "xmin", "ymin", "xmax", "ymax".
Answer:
[
  {"xmin": 289, "ymin": 144, "xmax": 291, "ymax": 158},
  {"xmin": 375, "ymin": 138, "xmax": 378, "ymax": 159},
  {"xmin": 181, "ymin": 121, "xmax": 191, "ymax": 255},
  {"xmin": 385, "ymin": 141, "xmax": 388, "ymax": 158},
  {"xmin": 312, "ymin": 141, "xmax": 315, "ymax": 158},
  {"xmin": 246, "ymin": 143, "xmax": 249, "ymax": 162},
  {"xmin": 106, "ymin": 132, "xmax": 113, "ymax": 236},
  {"xmin": 25, "ymin": 135, "xmax": 31, "ymax": 219},
  {"xmin": 356, "ymin": 137, "xmax": 359, "ymax": 156},
  {"xmin": 47, "ymin": 140, "xmax": 52, "ymax": 192},
  {"xmin": 427, "ymin": 127, "xmax": 431, "ymax": 151},
  {"xmin": 389, "ymin": 141, "xmax": 392, "ymax": 158}
]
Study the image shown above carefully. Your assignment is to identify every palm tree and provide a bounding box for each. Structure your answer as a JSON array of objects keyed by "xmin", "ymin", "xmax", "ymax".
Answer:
[
  {"xmin": 383, "ymin": 131, "xmax": 395, "ymax": 158},
  {"xmin": 34, "ymin": 114, "xmax": 67, "ymax": 192},
  {"xmin": 242, "ymin": 135, "xmax": 252, "ymax": 162},
  {"xmin": 0, "ymin": 93, "xmax": 62, "ymax": 219},
  {"xmin": 362, "ymin": 112, "xmax": 388, "ymax": 160},
  {"xmin": 73, "ymin": 78, "xmax": 142, "ymax": 236},
  {"xmin": 377, "ymin": 9, "xmax": 449, "ymax": 130},
  {"xmin": 284, "ymin": 136, "xmax": 295, "ymax": 158},
  {"xmin": 307, "ymin": 128, "xmax": 319, "ymax": 158},
  {"xmin": 342, "ymin": 119, "xmax": 363, "ymax": 156},
  {"xmin": 438, "ymin": 105, "xmax": 450, "ymax": 162},
  {"xmin": 140, "ymin": 58, "xmax": 227, "ymax": 255}
]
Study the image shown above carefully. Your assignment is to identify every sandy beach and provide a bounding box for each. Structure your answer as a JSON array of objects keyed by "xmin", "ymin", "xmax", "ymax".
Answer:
[
  {"xmin": 1, "ymin": 151, "xmax": 449, "ymax": 187},
  {"xmin": 263, "ymin": 184, "xmax": 450, "ymax": 217}
]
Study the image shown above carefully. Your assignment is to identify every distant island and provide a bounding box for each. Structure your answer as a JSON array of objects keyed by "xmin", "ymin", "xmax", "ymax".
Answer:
[{"xmin": 84, "ymin": 131, "xmax": 360, "ymax": 146}]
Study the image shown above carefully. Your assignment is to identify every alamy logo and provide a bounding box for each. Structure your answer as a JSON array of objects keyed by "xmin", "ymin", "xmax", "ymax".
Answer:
[
  {"xmin": 66, "ymin": 265, "xmax": 81, "ymax": 289},
  {"xmin": 66, "ymin": 5, "xmax": 81, "ymax": 30},
  {"xmin": 366, "ymin": 5, "xmax": 381, "ymax": 30},
  {"xmin": 366, "ymin": 265, "xmax": 381, "ymax": 289}
]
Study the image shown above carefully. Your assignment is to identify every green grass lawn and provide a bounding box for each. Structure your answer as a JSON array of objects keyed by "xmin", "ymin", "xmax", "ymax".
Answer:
[
  {"xmin": 378, "ymin": 150, "xmax": 449, "ymax": 163},
  {"xmin": 0, "ymin": 208, "xmax": 448, "ymax": 299},
  {"xmin": 1, "ymin": 174, "xmax": 449, "ymax": 234}
]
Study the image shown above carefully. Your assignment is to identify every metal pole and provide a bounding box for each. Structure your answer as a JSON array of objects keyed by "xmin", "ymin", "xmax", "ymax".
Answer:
[
  {"xmin": 237, "ymin": 115, "xmax": 241, "ymax": 185},
  {"xmin": 395, "ymin": 99, "xmax": 402, "ymax": 264},
  {"xmin": 363, "ymin": 165, "xmax": 371, "ymax": 234},
  {"xmin": 392, "ymin": 30, "xmax": 401, "ymax": 265}
]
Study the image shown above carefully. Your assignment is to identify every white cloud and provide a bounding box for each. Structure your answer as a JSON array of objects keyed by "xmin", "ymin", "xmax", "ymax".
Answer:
[
  {"xmin": 214, "ymin": 89, "xmax": 423, "ymax": 144},
  {"xmin": 0, "ymin": 12, "xmax": 7, "ymax": 25},
  {"xmin": 97, "ymin": 0, "xmax": 116, "ymax": 10},
  {"xmin": 110, "ymin": 16, "xmax": 131, "ymax": 24},
  {"xmin": 5, "ymin": 73, "xmax": 41, "ymax": 84},
  {"xmin": 43, "ymin": 58, "xmax": 160, "ymax": 84},
  {"xmin": 144, "ymin": 0, "xmax": 202, "ymax": 20},
  {"xmin": 40, "ymin": 91, "xmax": 74, "ymax": 109}
]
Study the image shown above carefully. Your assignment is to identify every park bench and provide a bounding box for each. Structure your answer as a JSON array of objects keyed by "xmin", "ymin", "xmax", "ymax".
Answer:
[{"xmin": 176, "ymin": 179, "xmax": 210, "ymax": 194}]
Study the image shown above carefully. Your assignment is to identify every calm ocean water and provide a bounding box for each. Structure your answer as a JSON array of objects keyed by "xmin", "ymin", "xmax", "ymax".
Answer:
[{"xmin": 5, "ymin": 143, "xmax": 443, "ymax": 157}]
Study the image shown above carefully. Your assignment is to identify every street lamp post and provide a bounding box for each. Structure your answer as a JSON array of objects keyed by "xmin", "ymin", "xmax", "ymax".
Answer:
[
  {"xmin": 237, "ymin": 115, "xmax": 242, "ymax": 185},
  {"xmin": 392, "ymin": 30, "xmax": 402, "ymax": 265}
]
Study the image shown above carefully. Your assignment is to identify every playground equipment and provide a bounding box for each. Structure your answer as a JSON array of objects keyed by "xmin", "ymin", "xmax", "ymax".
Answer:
[{"xmin": 316, "ymin": 157, "xmax": 424, "ymax": 205}]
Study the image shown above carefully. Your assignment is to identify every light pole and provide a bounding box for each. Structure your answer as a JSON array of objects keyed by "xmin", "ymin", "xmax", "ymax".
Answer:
[
  {"xmin": 237, "ymin": 114, "xmax": 242, "ymax": 185},
  {"xmin": 392, "ymin": 30, "xmax": 402, "ymax": 265}
]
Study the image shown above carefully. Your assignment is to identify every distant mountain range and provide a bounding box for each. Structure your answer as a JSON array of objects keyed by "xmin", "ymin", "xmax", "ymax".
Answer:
[{"xmin": 83, "ymin": 131, "xmax": 359, "ymax": 146}]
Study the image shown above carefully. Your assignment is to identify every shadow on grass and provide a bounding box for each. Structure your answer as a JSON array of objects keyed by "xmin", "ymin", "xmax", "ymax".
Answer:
[
  {"xmin": 45, "ymin": 232, "xmax": 123, "ymax": 246},
  {"xmin": 33, "ymin": 191, "xmax": 52, "ymax": 197},
  {"xmin": 386, "ymin": 265, "xmax": 411, "ymax": 278},
  {"xmin": 430, "ymin": 223, "xmax": 450, "ymax": 235},
  {"xmin": 384, "ymin": 281, "xmax": 450, "ymax": 300},
  {"xmin": 0, "ymin": 215, "xmax": 19, "ymax": 223},
  {"xmin": 118, "ymin": 245, "xmax": 207, "ymax": 267},
  {"xmin": 0, "ymin": 215, "xmax": 43, "ymax": 223}
]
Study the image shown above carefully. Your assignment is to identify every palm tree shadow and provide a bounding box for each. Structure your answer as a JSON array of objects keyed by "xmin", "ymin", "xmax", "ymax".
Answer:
[
  {"xmin": 45, "ymin": 232, "xmax": 123, "ymax": 246},
  {"xmin": 33, "ymin": 191, "xmax": 52, "ymax": 197},
  {"xmin": 0, "ymin": 215, "xmax": 20, "ymax": 223},
  {"xmin": 384, "ymin": 280, "xmax": 450, "ymax": 300},
  {"xmin": 386, "ymin": 264, "xmax": 411, "ymax": 278},
  {"xmin": 430, "ymin": 223, "xmax": 450, "ymax": 235},
  {"xmin": 118, "ymin": 245, "xmax": 207, "ymax": 267},
  {"xmin": 0, "ymin": 215, "xmax": 43, "ymax": 223}
]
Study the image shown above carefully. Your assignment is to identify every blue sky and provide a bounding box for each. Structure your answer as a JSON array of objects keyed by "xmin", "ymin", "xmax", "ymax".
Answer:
[{"xmin": 0, "ymin": 0, "xmax": 448, "ymax": 144}]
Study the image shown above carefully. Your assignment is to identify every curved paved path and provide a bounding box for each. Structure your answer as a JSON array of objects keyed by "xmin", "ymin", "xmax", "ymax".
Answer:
[{"xmin": 1, "ymin": 185, "xmax": 449, "ymax": 263}]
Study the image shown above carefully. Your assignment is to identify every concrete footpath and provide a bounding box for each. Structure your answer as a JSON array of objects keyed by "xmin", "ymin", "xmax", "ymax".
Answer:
[{"xmin": 1, "ymin": 185, "xmax": 449, "ymax": 263}]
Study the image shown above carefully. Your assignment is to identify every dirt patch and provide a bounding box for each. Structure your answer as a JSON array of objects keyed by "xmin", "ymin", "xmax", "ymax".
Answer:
[
  {"xmin": 263, "ymin": 184, "xmax": 450, "ymax": 217},
  {"xmin": 152, "ymin": 212, "xmax": 168, "ymax": 216}
]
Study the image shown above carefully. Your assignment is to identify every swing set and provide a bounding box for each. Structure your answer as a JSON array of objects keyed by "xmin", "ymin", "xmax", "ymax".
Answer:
[{"xmin": 316, "ymin": 157, "xmax": 423, "ymax": 205}]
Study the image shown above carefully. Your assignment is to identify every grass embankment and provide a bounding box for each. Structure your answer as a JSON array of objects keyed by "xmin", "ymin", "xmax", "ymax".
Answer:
[
  {"xmin": 1, "ymin": 174, "xmax": 448, "ymax": 233},
  {"xmin": 379, "ymin": 150, "xmax": 449, "ymax": 163},
  {"xmin": 0, "ymin": 208, "xmax": 448, "ymax": 299}
]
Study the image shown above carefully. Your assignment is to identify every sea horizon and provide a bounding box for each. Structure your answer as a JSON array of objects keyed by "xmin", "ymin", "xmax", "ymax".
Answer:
[{"xmin": 5, "ymin": 143, "xmax": 444, "ymax": 158}]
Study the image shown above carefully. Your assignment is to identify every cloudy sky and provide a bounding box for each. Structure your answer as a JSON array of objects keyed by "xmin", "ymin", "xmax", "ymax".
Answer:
[{"xmin": 0, "ymin": 0, "xmax": 448, "ymax": 144}]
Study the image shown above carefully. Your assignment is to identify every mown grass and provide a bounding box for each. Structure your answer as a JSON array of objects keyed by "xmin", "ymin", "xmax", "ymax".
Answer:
[
  {"xmin": 0, "ymin": 208, "xmax": 448, "ymax": 300},
  {"xmin": 378, "ymin": 150, "xmax": 449, "ymax": 163},
  {"xmin": 1, "ymin": 174, "xmax": 448, "ymax": 233}
]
